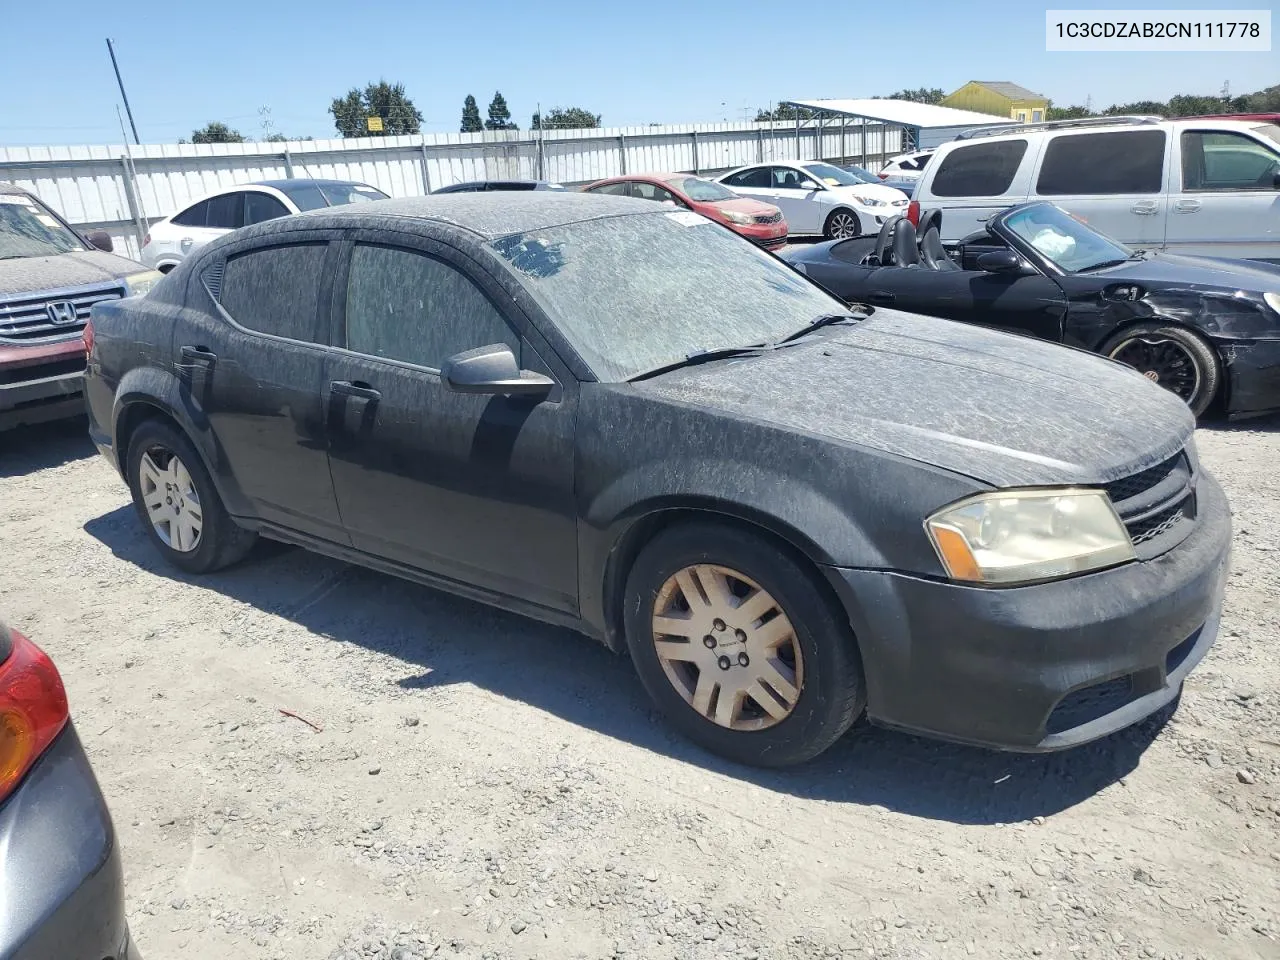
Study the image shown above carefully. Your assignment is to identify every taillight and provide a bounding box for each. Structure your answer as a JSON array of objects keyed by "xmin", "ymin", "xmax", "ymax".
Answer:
[
  {"xmin": 907, "ymin": 201, "xmax": 921, "ymax": 227},
  {"xmin": 0, "ymin": 625, "xmax": 70, "ymax": 803},
  {"xmin": 83, "ymin": 318, "xmax": 94, "ymax": 360},
  {"xmin": 877, "ymin": 173, "xmax": 888, "ymax": 180}
]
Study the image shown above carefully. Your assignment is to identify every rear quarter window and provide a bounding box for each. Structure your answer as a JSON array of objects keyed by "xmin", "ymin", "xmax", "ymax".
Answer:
[
  {"xmin": 1036, "ymin": 130, "xmax": 1167, "ymax": 195},
  {"xmin": 929, "ymin": 140, "xmax": 1029, "ymax": 197}
]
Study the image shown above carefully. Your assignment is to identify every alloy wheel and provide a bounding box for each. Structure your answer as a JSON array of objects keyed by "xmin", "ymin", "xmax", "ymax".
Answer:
[
  {"xmin": 138, "ymin": 446, "xmax": 204, "ymax": 553},
  {"xmin": 651, "ymin": 564, "xmax": 804, "ymax": 731},
  {"xmin": 1107, "ymin": 336, "xmax": 1201, "ymax": 404},
  {"xmin": 829, "ymin": 212, "xmax": 859, "ymax": 239}
]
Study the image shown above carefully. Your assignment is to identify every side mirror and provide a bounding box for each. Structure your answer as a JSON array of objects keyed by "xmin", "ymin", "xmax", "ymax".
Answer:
[
  {"xmin": 440, "ymin": 343, "xmax": 555, "ymax": 398},
  {"xmin": 976, "ymin": 249, "xmax": 1025, "ymax": 274},
  {"xmin": 85, "ymin": 229, "xmax": 114, "ymax": 252}
]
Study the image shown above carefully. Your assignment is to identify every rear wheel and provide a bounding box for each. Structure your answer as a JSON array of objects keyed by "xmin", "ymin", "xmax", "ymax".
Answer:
[
  {"xmin": 1101, "ymin": 323, "xmax": 1220, "ymax": 417},
  {"xmin": 125, "ymin": 419, "xmax": 256, "ymax": 573},
  {"xmin": 623, "ymin": 522, "xmax": 865, "ymax": 767},
  {"xmin": 824, "ymin": 209, "xmax": 861, "ymax": 240}
]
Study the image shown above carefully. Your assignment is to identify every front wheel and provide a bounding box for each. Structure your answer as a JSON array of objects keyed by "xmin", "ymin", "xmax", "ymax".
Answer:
[
  {"xmin": 824, "ymin": 209, "xmax": 861, "ymax": 240},
  {"xmin": 623, "ymin": 522, "xmax": 865, "ymax": 767},
  {"xmin": 1101, "ymin": 323, "xmax": 1221, "ymax": 417},
  {"xmin": 125, "ymin": 419, "xmax": 257, "ymax": 573}
]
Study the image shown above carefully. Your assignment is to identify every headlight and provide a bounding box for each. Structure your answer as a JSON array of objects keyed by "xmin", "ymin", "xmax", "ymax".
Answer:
[
  {"xmin": 925, "ymin": 489, "xmax": 1135, "ymax": 585},
  {"xmin": 852, "ymin": 195, "xmax": 887, "ymax": 208},
  {"xmin": 722, "ymin": 209, "xmax": 754, "ymax": 226},
  {"xmin": 123, "ymin": 270, "xmax": 163, "ymax": 298},
  {"xmin": 1264, "ymin": 292, "xmax": 1280, "ymax": 315}
]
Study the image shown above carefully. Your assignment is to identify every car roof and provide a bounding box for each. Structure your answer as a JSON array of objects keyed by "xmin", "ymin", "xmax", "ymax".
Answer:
[
  {"xmin": 290, "ymin": 192, "xmax": 661, "ymax": 239},
  {"xmin": 251, "ymin": 178, "xmax": 372, "ymax": 189},
  {"xmin": 0, "ymin": 182, "xmax": 34, "ymax": 197}
]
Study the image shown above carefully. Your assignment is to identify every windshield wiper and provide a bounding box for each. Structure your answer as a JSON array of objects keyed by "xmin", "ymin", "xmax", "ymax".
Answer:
[
  {"xmin": 1077, "ymin": 258, "xmax": 1131, "ymax": 272},
  {"xmin": 778, "ymin": 311, "xmax": 869, "ymax": 344},
  {"xmin": 628, "ymin": 342, "xmax": 783, "ymax": 382}
]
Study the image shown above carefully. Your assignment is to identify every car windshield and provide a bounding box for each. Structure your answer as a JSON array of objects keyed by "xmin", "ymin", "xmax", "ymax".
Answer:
[
  {"xmin": 0, "ymin": 194, "xmax": 85, "ymax": 260},
  {"xmin": 841, "ymin": 166, "xmax": 879, "ymax": 183},
  {"xmin": 679, "ymin": 177, "xmax": 737, "ymax": 202},
  {"xmin": 489, "ymin": 211, "xmax": 843, "ymax": 381},
  {"xmin": 279, "ymin": 181, "xmax": 389, "ymax": 211},
  {"xmin": 802, "ymin": 162, "xmax": 862, "ymax": 187},
  {"xmin": 1000, "ymin": 203, "xmax": 1134, "ymax": 273}
]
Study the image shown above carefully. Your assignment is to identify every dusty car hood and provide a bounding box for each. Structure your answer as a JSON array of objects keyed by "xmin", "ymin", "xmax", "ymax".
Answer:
[
  {"xmin": 637, "ymin": 310, "xmax": 1195, "ymax": 488},
  {"xmin": 0, "ymin": 250, "xmax": 146, "ymax": 299},
  {"xmin": 1090, "ymin": 251, "xmax": 1280, "ymax": 288}
]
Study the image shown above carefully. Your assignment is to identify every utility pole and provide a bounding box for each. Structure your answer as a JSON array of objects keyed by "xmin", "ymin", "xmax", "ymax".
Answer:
[
  {"xmin": 259, "ymin": 105, "xmax": 274, "ymax": 140},
  {"xmin": 106, "ymin": 39, "xmax": 140, "ymax": 145}
]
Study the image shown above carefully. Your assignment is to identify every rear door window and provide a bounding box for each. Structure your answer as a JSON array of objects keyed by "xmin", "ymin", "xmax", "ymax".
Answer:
[
  {"xmin": 1036, "ymin": 130, "xmax": 1167, "ymax": 195},
  {"xmin": 930, "ymin": 140, "xmax": 1029, "ymax": 197},
  {"xmin": 723, "ymin": 168, "xmax": 771, "ymax": 188},
  {"xmin": 218, "ymin": 242, "xmax": 329, "ymax": 342},
  {"xmin": 206, "ymin": 192, "xmax": 246, "ymax": 230}
]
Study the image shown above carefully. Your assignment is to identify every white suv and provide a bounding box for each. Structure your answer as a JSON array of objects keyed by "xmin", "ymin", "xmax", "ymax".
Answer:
[{"xmin": 912, "ymin": 117, "xmax": 1280, "ymax": 262}]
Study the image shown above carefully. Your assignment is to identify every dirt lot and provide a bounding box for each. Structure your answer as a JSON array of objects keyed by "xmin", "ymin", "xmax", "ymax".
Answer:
[{"xmin": 1, "ymin": 416, "xmax": 1278, "ymax": 960}]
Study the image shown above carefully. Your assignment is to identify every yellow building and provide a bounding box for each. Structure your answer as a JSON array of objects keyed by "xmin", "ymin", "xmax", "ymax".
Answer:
[{"xmin": 942, "ymin": 81, "xmax": 1049, "ymax": 123}]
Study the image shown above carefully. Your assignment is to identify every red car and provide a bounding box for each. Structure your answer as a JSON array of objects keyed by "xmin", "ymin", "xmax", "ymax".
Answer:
[{"xmin": 582, "ymin": 173, "xmax": 788, "ymax": 247}]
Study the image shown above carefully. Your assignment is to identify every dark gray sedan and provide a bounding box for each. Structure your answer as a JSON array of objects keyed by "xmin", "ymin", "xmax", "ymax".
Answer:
[
  {"xmin": 0, "ymin": 620, "xmax": 137, "ymax": 959},
  {"xmin": 84, "ymin": 193, "xmax": 1229, "ymax": 767}
]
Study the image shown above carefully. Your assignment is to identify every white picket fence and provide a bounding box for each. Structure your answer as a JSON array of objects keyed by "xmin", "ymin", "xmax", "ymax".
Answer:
[{"xmin": 0, "ymin": 120, "xmax": 904, "ymax": 259}]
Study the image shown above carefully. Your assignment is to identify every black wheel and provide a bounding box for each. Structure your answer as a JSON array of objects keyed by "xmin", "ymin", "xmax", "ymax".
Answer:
[
  {"xmin": 623, "ymin": 521, "xmax": 865, "ymax": 767},
  {"xmin": 824, "ymin": 208, "xmax": 861, "ymax": 240},
  {"xmin": 125, "ymin": 419, "xmax": 256, "ymax": 573},
  {"xmin": 1101, "ymin": 322, "xmax": 1221, "ymax": 417}
]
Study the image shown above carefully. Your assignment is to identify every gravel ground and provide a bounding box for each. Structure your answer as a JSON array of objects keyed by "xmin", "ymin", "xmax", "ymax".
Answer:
[{"xmin": 1, "ymin": 415, "xmax": 1278, "ymax": 960}]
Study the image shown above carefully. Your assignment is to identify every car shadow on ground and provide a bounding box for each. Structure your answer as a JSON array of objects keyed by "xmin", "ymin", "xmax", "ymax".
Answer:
[
  {"xmin": 84, "ymin": 504, "xmax": 1173, "ymax": 826},
  {"xmin": 0, "ymin": 417, "xmax": 96, "ymax": 477}
]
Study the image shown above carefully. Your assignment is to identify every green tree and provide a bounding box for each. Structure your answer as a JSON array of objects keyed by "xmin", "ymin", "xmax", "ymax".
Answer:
[
  {"xmin": 1046, "ymin": 103, "xmax": 1093, "ymax": 121},
  {"xmin": 191, "ymin": 122, "xmax": 245, "ymax": 143},
  {"xmin": 485, "ymin": 91, "xmax": 517, "ymax": 130},
  {"xmin": 881, "ymin": 87, "xmax": 946, "ymax": 104},
  {"xmin": 1232, "ymin": 83, "xmax": 1280, "ymax": 112},
  {"xmin": 461, "ymin": 95, "xmax": 483, "ymax": 133},
  {"xmin": 531, "ymin": 106, "xmax": 601, "ymax": 129},
  {"xmin": 754, "ymin": 103, "xmax": 814, "ymax": 122},
  {"xmin": 264, "ymin": 133, "xmax": 314, "ymax": 142},
  {"xmin": 1166, "ymin": 93, "xmax": 1231, "ymax": 117},
  {"xmin": 1103, "ymin": 100, "xmax": 1167, "ymax": 116},
  {"xmin": 329, "ymin": 80, "xmax": 423, "ymax": 138}
]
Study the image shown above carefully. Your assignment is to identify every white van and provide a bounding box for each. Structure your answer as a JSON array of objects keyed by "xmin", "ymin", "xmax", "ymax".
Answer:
[{"xmin": 912, "ymin": 116, "xmax": 1280, "ymax": 262}]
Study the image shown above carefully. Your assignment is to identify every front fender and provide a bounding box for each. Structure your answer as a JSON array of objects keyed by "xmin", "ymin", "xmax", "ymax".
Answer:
[{"xmin": 110, "ymin": 364, "xmax": 254, "ymax": 519}]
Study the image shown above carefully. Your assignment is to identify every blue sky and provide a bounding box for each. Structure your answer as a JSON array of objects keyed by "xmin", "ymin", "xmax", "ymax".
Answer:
[{"xmin": 1, "ymin": 0, "xmax": 1274, "ymax": 146}]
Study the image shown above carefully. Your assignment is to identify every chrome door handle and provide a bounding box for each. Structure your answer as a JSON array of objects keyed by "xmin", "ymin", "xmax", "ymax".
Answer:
[
  {"xmin": 1131, "ymin": 200, "xmax": 1160, "ymax": 215},
  {"xmin": 1174, "ymin": 199, "xmax": 1201, "ymax": 214}
]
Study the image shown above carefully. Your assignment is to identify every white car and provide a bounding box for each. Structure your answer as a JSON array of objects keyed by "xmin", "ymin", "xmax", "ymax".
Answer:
[
  {"xmin": 716, "ymin": 162, "xmax": 907, "ymax": 239},
  {"xmin": 141, "ymin": 178, "xmax": 389, "ymax": 272},
  {"xmin": 912, "ymin": 116, "xmax": 1280, "ymax": 261},
  {"xmin": 878, "ymin": 150, "xmax": 935, "ymax": 182}
]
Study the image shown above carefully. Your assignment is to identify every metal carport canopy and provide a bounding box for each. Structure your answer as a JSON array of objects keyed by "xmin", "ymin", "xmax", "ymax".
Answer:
[{"xmin": 783, "ymin": 99, "xmax": 1018, "ymax": 150}]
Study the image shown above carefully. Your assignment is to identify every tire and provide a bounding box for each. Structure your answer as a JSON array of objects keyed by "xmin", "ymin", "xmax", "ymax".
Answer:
[
  {"xmin": 623, "ymin": 521, "xmax": 866, "ymax": 767},
  {"xmin": 125, "ymin": 419, "xmax": 256, "ymax": 573},
  {"xmin": 1100, "ymin": 322, "xmax": 1221, "ymax": 417},
  {"xmin": 824, "ymin": 208, "xmax": 861, "ymax": 241}
]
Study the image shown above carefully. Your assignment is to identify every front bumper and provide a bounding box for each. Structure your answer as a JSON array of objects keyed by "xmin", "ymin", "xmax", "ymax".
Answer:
[
  {"xmin": 1218, "ymin": 337, "xmax": 1280, "ymax": 419},
  {"xmin": 824, "ymin": 472, "xmax": 1232, "ymax": 751},
  {"xmin": 0, "ymin": 339, "xmax": 86, "ymax": 430},
  {"xmin": 0, "ymin": 724, "xmax": 137, "ymax": 960},
  {"xmin": 732, "ymin": 222, "xmax": 789, "ymax": 246}
]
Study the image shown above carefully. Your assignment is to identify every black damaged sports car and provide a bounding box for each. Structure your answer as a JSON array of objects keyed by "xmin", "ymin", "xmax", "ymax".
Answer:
[
  {"xmin": 782, "ymin": 201, "xmax": 1280, "ymax": 417},
  {"xmin": 85, "ymin": 193, "xmax": 1229, "ymax": 767}
]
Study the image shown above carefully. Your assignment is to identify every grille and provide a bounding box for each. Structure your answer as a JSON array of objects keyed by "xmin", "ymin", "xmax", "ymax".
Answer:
[
  {"xmin": 753, "ymin": 212, "xmax": 783, "ymax": 224},
  {"xmin": 0, "ymin": 283, "xmax": 124, "ymax": 343},
  {"xmin": 1128, "ymin": 497, "xmax": 1192, "ymax": 545},
  {"xmin": 1165, "ymin": 629, "xmax": 1200, "ymax": 675},
  {"xmin": 1103, "ymin": 453, "xmax": 1184, "ymax": 504}
]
